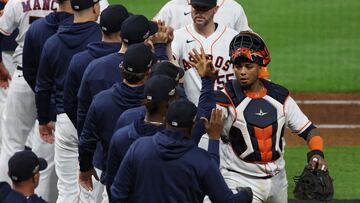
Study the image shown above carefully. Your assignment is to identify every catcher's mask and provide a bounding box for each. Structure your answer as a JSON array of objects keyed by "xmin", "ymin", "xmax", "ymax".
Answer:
[{"xmin": 229, "ymin": 31, "xmax": 271, "ymax": 67}]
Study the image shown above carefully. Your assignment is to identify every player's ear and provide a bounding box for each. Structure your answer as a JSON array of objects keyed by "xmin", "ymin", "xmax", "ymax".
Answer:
[{"xmin": 213, "ymin": 6, "xmax": 219, "ymax": 14}]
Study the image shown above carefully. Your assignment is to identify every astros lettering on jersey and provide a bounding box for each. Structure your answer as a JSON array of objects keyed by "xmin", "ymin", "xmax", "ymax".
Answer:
[{"xmin": 172, "ymin": 23, "xmax": 238, "ymax": 105}]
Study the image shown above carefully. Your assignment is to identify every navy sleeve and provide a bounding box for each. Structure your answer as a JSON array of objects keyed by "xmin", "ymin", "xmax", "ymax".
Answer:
[
  {"xmin": 0, "ymin": 33, "xmax": 4, "ymax": 63},
  {"xmin": 77, "ymin": 69, "xmax": 93, "ymax": 136},
  {"xmin": 191, "ymin": 77, "xmax": 216, "ymax": 143},
  {"xmin": 22, "ymin": 28, "xmax": 37, "ymax": 91},
  {"xmin": 154, "ymin": 43, "xmax": 168, "ymax": 61},
  {"xmin": 106, "ymin": 127, "xmax": 133, "ymax": 200},
  {"xmin": 78, "ymin": 99, "xmax": 100, "ymax": 172},
  {"xmin": 64, "ymin": 57, "xmax": 81, "ymax": 127},
  {"xmin": 204, "ymin": 161, "xmax": 252, "ymax": 203},
  {"xmin": 207, "ymin": 139, "xmax": 220, "ymax": 166},
  {"xmin": 111, "ymin": 141, "xmax": 135, "ymax": 203},
  {"xmin": 35, "ymin": 42, "xmax": 54, "ymax": 125}
]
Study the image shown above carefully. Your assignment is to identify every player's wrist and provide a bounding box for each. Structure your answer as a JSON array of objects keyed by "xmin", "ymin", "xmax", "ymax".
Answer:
[{"xmin": 307, "ymin": 150, "xmax": 324, "ymax": 163}]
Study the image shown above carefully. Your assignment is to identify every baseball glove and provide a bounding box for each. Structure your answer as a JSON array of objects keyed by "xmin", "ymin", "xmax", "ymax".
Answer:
[{"xmin": 293, "ymin": 166, "xmax": 334, "ymax": 201}]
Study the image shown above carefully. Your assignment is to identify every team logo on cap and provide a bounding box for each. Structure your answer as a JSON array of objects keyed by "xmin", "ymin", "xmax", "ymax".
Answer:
[
  {"xmin": 143, "ymin": 30, "xmax": 150, "ymax": 39},
  {"xmin": 74, "ymin": 5, "xmax": 80, "ymax": 10},
  {"xmin": 127, "ymin": 67, "xmax": 134, "ymax": 72},
  {"xmin": 168, "ymin": 88, "xmax": 176, "ymax": 96},
  {"xmin": 123, "ymin": 38, "xmax": 129, "ymax": 43},
  {"xmin": 102, "ymin": 26, "xmax": 107, "ymax": 31},
  {"xmin": 171, "ymin": 121, "xmax": 178, "ymax": 126},
  {"xmin": 147, "ymin": 96, "xmax": 153, "ymax": 100},
  {"xmin": 147, "ymin": 60, "xmax": 153, "ymax": 68}
]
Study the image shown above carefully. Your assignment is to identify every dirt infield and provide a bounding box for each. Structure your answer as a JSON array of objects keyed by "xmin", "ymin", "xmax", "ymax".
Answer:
[{"xmin": 284, "ymin": 93, "xmax": 360, "ymax": 146}]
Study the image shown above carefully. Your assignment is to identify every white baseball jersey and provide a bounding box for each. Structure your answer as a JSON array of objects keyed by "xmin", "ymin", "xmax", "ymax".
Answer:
[
  {"xmin": 172, "ymin": 23, "xmax": 238, "ymax": 105},
  {"xmin": 154, "ymin": 0, "xmax": 251, "ymax": 32},
  {"xmin": 0, "ymin": 0, "xmax": 57, "ymax": 67}
]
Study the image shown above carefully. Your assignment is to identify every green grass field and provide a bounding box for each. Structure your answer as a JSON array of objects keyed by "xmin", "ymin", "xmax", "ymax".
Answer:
[
  {"xmin": 284, "ymin": 146, "xmax": 360, "ymax": 199},
  {"xmin": 110, "ymin": 0, "xmax": 360, "ymax": 92}
]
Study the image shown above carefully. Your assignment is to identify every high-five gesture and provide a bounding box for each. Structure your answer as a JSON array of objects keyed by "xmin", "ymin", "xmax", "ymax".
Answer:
[{"xmin": 188, "ymin": 47, "xmax": 218, "ymax": 78}]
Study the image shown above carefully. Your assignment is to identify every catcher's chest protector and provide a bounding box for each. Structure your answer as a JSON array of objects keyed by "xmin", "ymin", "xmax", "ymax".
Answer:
[{"xmin": 224, "ymin": 79, "xmax": 289, "ymax": 163}]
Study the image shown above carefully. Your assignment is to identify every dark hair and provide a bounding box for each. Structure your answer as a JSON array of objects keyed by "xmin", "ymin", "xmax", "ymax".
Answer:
[{"xmin": 121, "ymin": 68, "xmax": 147, "ymax": 84}]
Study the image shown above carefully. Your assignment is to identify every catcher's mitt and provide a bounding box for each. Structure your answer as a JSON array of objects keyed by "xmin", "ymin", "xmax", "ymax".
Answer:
[{"xmin": 293, "ymin": 166, "xmax": 334, "ymax": 201}]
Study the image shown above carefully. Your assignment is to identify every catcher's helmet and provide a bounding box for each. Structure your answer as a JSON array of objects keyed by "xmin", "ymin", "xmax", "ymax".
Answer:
[{"xmin": 229, "ymin": 31, "xmax": 271, "ymax": 67}]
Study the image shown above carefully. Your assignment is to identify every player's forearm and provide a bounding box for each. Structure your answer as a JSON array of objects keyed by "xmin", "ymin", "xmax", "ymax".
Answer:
[
  {"xmin": 35, "ymin": 90, "xmax": 52, "ymax": 125},
  {"xmin": 154, "ymin": 43, "xmax": 168, "ymax": 61}
]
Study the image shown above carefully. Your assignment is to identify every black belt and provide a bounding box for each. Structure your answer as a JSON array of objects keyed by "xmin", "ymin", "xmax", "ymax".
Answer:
[
  {"xmin": 17, "ymin": 66, "xmax": 23, "ymax": 71},
  {"xmin": 226, "ymin": 168, "xmax": 274, "ymax": 179}
]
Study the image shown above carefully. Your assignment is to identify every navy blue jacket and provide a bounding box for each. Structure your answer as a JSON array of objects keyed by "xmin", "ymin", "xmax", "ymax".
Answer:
[
  {"xmin": 77, "ymin": 52, "xmax": 124, "ymax": 135},
  {"xmin": 106, "ymin": 118, "xmax": 164, "ymax": 198},
  {"xmin": 0, "ymin": 182, "xmax": 26, "ymax": 203},
  {"xmin": 107, "ymin": 77, "xmax": 217, "ymax": 200},
  {"xmin": 35, "ymin": 22, "xmax": 102, "ymax": 125},
  {"xmin": 114, "ymin": 106, "xmax": 146, "ymax": 129},
  {"xmin": 23, "ymin": 12, "xmax": 73, "ymax": 91},
  {"xmin": 111, "ymin": 130, "xmax": 252, "ymax": 203},
  {"xmin": 114, "ymin": 86, "xmax": 187, "ymax": 130},
  {"xmin": 77, "ymin": 43, "xmax": 169, "ymax": 136},
  {"xmin": 79, "ymin": 82, "xmax": 144, "ymax": 177},
  {"xmin": 64, "ymin": 41, "xmax": 121, "ymax": 127}
]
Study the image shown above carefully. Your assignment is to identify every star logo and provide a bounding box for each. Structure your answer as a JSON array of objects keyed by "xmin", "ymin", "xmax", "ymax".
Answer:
[{"xmin": 255, "ymin": 109, "xmax": 268, "ymax": 117}]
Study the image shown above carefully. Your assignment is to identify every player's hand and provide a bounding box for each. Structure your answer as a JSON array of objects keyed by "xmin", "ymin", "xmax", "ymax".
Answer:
[
  {"xmin": 149, "ymin": 20, "xmax": 168, "ymax": 44},
  {"xmin": 39, "ymin": 122, "xmax": 55, "ymax": 144},
  {"xmin": 188, "ymin": 47, "xmax": 218, "ymax": 78},
  {"xmin": 166, "ymin": 26, "xmax": 174, "ymax": 44},
  {"xmin": 201, "ymin": 108, "xmax": 224, "ymax": 140},
  {"xmin": 0, "ymin": 62, "xmax": 12, "ymax": 89},
  {"xmin": 79, "ymin": 168, "xmax": 99, "ymax": 191},
  {"xmin": 309, "ymin": 154, "xmax": 327, "ymax": 171}
]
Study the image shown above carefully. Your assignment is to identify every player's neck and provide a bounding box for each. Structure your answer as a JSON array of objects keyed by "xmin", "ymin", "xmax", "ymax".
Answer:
[
  {"xmin": 13, "ymin": 183, "xmax": 35, "ymax": 197},
  {"xmin": 248, "ymin": 79, "xmax": 265, "ymax": 92},
  {"xmin": 102, "ymin": 33, "xmax": 121, "ymax": 44},
  {"xmin": 144, "ymin": 113, "xmax": 165, "ymax": 126},
  {"xmin": 194, "ymin": 22, "xmax": 216, "ymax": 38},
  {"xmin": 57, "ymin": 1, "xmax": 73, "ymax": 14}
]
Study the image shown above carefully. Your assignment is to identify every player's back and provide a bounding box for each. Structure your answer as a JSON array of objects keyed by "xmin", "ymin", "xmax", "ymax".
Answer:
[{"xmin": 0, "ymin": 0, "xmax": 57, "ymax": 67}]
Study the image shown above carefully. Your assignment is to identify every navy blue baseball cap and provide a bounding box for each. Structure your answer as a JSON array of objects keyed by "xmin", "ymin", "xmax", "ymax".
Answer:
[
  {"xmin": 100, "ymin": 5, "xmax": 130, "ymax": 33},
  {"xmin": 190, "ymin": 0, "xmax": 217, "ymax": 8},
  {"xmin": 145, "ymin": 75, "xmax": 176, "ymax": 103},
  {"xmin": 122, "ymin": 43, "xmax": 156, "ymax": 73},
  {"xmin": 166, "ymin": 99, "xmax": 197, "ymax": 128},
  {"xmin": 151, "ymin": 62, "xmax": 185, "ymax": 82},
  {"xmin": 120, "ymin": 15, "xmax": 158, "ymax": 44},
  {"xmin": 71, "ymin": 0, "xmax": 100, "ymax": 11},
  {"xmin": 8, "ymin": 150, "xmax": 47, "ymax": 182}
]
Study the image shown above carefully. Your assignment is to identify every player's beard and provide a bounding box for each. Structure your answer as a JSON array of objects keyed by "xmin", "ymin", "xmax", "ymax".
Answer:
[{"xmin": 193, "ymin": 11, "xmax": 215, "ymax": 28}]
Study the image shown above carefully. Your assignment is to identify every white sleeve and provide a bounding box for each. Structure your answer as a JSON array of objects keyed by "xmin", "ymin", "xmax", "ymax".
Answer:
[
  {"xmin": 233, "ymin": 4, "xmax": 251, "ymax": 32},
  {"xmin": 99, "ymin": 0, "xmax": 109, "ymax": 12},
  {"xmin": 153, "ymin": 1, "xmax": 171, "ymax": 26},
  {"xmin": 0, "ymin": 0, "xmax": 21, "ymax": 35},
  {"xmin": 171, "ymin": 30, "xmax": 182, "ymax": 63},
  {"xmin": 284, "ymin": 96, "xmax": 312, "ymax": 134}
]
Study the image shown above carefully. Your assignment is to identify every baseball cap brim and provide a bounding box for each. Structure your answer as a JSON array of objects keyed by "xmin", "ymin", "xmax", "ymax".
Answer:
[
  {"xmin": 189, "ymin": 2, "xmax": 215, "ymax": 8},
  {"xmin": 148, "ymin": 21, "xmax": 158, "ymax": 36},
  {"xmin": 38, "ymin": 158, "xmax": 47, "ymax": 171}
]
